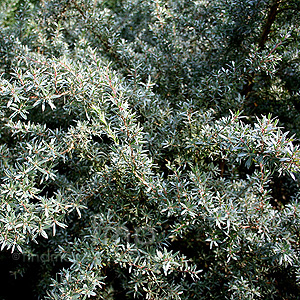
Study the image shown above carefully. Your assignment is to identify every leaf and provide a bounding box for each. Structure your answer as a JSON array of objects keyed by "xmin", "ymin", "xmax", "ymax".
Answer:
[{"xmin": 41, "ymin": 230, "xmax": 48, "ymax": 239}]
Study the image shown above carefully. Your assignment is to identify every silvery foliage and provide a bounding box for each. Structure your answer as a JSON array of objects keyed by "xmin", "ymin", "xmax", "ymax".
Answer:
[{"xmin": 0, "ymin": 0, "xmax": 299, "ymax": 299}]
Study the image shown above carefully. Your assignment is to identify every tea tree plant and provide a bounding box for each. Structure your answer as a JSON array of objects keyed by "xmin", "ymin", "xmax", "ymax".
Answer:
[{"xmin": 0, "ymin": 0, "xmax": 300, "ymax": 299}]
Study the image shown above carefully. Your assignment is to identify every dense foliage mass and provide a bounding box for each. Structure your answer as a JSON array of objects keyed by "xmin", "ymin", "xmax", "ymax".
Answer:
[{"xmin": 0, "ymin": 0, "xmax": 300, "ymax": 299}]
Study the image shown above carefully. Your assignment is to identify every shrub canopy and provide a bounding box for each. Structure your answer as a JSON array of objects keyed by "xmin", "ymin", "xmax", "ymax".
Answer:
[{"xmin": 0, "ymin": 0, "xmax": 300, "ymax": 299}]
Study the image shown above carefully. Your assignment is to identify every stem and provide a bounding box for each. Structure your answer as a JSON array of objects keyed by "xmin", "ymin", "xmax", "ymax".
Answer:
[
  {"xmin": 258, "ymin": 0, "xmax": 281, "ymax": 50},
  {"xmin": 240, "ymin": 0, "xmax": 281, "ymax": 100}
]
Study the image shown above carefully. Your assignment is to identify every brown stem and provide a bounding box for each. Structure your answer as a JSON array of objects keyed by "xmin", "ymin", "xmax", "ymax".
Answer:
[
  {"xmin": 240, "ymin": 0, "xmax": 281, "ymax": 100},
  {"xmin": 219, "ymin": 159, "xmax": 226, "ymax": 178},
  {"xmin": 70, "ymin": 0, "xmax": 123, "ymax": 65},
  {"xmin": 258, "ymin": 0, "xmax": 281, "ymax": 50}
]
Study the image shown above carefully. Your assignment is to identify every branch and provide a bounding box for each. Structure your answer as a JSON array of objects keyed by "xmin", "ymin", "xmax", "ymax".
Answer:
[
  {"xmin": 258, "ymin": 0, "xmax": 281, "ymax": 50},
  {"xmin": 240, "ymin": 0, "xmax": 281, "ymax": 100}
]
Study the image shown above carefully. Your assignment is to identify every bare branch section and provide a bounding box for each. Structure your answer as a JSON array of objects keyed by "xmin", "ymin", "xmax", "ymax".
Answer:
[
  {"xmin": 240, "ymin": 0, "xmax": 281, "ymax": 100},
  {"xmin": 258, "ymin": 0, "xmax": 281, "ymax": 50}
]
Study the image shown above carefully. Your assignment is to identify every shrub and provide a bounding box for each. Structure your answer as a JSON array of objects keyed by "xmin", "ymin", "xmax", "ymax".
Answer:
[{"xmin": 0, "ymin": 0, "xmax": 300, "ymax": 299}]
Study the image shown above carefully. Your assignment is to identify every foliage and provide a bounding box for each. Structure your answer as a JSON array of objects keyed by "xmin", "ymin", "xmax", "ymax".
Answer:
[{"xmin": 0, "ymin": 0, "xmax": 300, "ymax": 299}]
